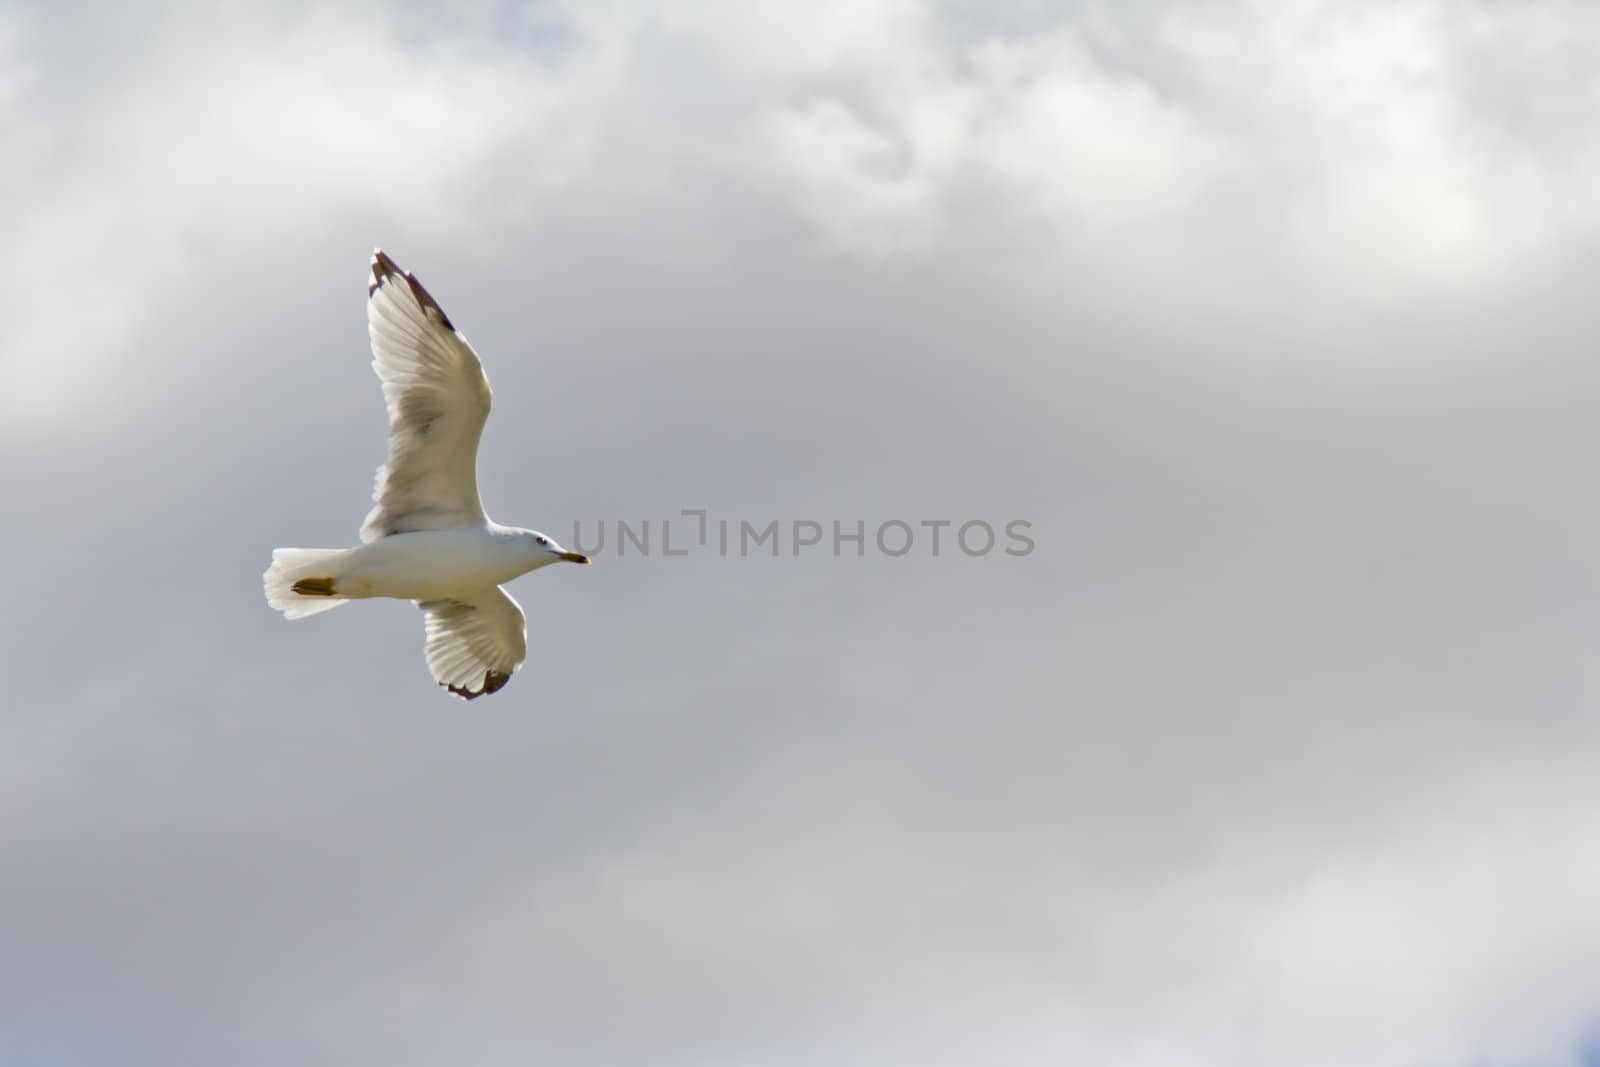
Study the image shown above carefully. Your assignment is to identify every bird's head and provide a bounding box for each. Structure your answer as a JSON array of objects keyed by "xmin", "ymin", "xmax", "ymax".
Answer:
[{"xmin": 522, "ymin": 530, "xmax": 589, "ymax": 569}]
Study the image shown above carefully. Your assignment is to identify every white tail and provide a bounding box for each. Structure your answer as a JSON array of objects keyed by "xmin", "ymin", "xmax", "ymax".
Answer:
[{"xmin": 263, "ymin": 547, "xmax": 354, "ymax": 619}]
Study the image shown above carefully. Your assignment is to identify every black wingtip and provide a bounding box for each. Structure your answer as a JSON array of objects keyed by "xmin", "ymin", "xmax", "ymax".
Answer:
[
  {"xmin": 368, "ymin": 248, "xmax": 454, "ymax": 330},
  {"xmin": 444, "ymin": 670, "xmax": 512, "ymax": 700},
  {"xmin": 369, "ymin": 248, "xmax": 398, "ymax": 297}
]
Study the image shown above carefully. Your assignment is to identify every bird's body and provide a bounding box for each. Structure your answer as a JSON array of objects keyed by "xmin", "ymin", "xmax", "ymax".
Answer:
[
  {"xmin": 263, "ymin": 250, "xmax": 588, "ymax": 700},
  {"xmin": 318, "ymin": 526, "xmax": 558, "ymax": 602}
]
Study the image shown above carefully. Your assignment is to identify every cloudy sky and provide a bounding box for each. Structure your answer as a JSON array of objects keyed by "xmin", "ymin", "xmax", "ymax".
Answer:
[{"xmin": 6, "ymin": 1, "xmax": 1600, "ymax": 1064}]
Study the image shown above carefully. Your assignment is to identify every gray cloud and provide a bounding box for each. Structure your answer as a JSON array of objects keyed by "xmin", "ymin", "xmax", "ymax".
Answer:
[{"xmin": 4, "ymin": 2, "xmax": 1600, "ymax": 1066}]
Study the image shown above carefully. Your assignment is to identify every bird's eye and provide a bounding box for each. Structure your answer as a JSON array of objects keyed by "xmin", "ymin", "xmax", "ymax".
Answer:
[{"xmin": 536, "ymin": 536, "xmax": 548, "ymax": 546}]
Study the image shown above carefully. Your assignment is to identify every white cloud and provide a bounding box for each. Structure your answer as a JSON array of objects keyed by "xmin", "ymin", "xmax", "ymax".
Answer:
[
  {"xmin": 750, "ymin": 18, "xmax": 1225, "ymax": 255},
  {"xmin": 1, "ymin": 3, "xmax": 623, "ymax": 430},
  {"xmin": 970, "ymin": 30, "xmax": 1228, "ymax": 228},
  {"xmin": 1166, "ymin": 0, "xmax": 1600, "ymax": 285},
  {"xmin": 762, "ymin": 95, "xmax": 965, "ymax": 254}
]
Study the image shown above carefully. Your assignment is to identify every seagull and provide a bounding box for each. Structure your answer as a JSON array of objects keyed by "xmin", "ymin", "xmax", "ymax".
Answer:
[{"xmin": 263, "ymin": 250, "xmax": 589, "ymax": 700}]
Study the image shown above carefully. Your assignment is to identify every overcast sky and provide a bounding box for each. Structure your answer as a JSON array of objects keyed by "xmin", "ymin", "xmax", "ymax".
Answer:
[{"xmin": 5, "ymin": 1, "xmax": 1600, "ymax": 1065}]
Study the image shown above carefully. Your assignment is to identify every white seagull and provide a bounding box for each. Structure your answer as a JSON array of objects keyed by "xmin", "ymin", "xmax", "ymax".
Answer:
[{"xmin": 264, "ymin": 249, "xmax": 589, "ymax": 700}]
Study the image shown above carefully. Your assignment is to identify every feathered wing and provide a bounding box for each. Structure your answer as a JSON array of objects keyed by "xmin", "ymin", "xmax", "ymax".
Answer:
[
  {"xmin": 418, "ymin": 587, "xmax": 528, "ymax": 700},
  {"xmin": 362, "ymin": 249, "xmax": 493, "ymax": 542}
]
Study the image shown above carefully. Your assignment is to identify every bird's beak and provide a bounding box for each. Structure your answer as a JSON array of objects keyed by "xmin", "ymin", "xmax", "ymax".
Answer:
[{"xmin": 560, "ymin": 551, "xmax": 591, "ymax": 565}]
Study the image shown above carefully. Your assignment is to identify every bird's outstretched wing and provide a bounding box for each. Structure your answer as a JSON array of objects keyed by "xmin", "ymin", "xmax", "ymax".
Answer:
[
  {"xmin": 417, "ymin": 587, "xmax": 528, "ymax": 700},
  {"xmin": 362, "ymin": 249, "xmax": 492, "ymax": 542}
]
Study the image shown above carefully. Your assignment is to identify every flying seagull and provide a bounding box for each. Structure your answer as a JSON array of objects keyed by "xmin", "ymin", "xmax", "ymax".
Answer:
[{"xmin": 264, "ymin": 250, "xmax": 589, "ymax": 699}]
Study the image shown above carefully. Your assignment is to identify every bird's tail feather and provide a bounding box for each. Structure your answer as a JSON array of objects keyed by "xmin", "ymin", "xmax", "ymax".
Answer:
[{"xmin": 264, "ymin": 548, "xmax": 353, "ymax": 619}]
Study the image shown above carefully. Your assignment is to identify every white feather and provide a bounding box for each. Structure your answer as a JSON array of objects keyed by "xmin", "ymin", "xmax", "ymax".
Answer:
[
  {"xmin": 262, "ymin": 547, "xmax": 352, "ymax": 620},
  {"xmin": 418, "ymin": 587, "xmax": 528, "ymax": 698},
  {"xmin": 361, "ymin": 250, "xmax": 493, "ymax": 542}
]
